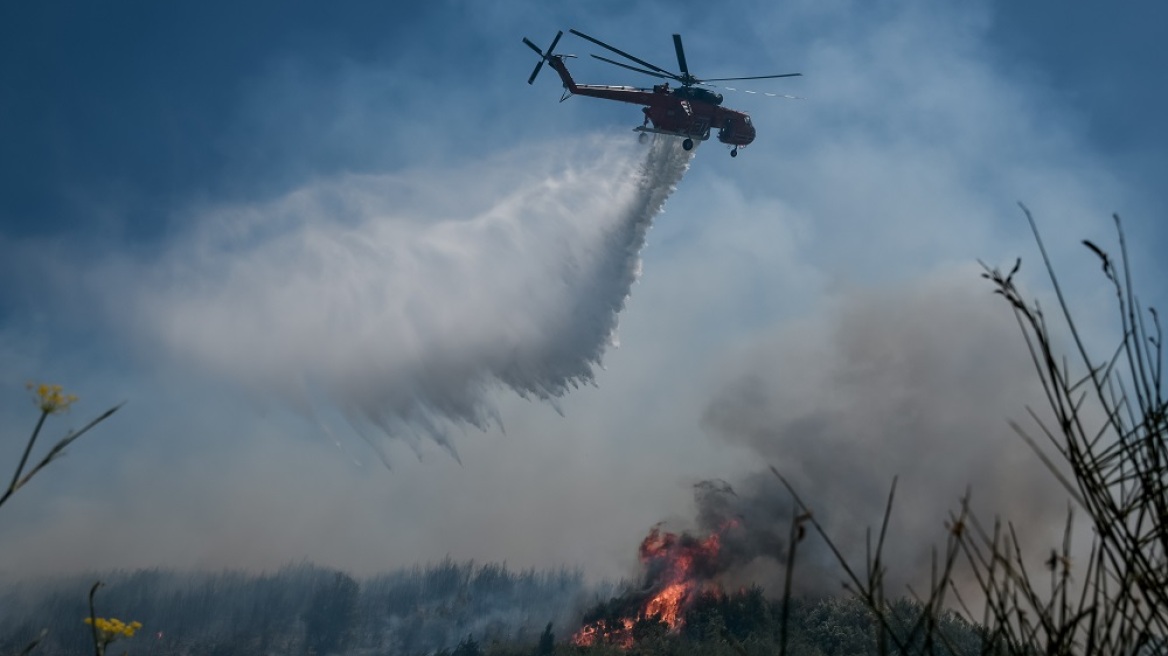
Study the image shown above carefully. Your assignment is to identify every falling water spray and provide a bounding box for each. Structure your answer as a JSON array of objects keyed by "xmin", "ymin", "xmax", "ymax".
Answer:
[{"xmin": 137, "ymin": 135, "xmax": 695, "ymax": 460}]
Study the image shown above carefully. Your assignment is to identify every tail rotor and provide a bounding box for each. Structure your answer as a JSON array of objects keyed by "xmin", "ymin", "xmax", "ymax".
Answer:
[{"xmin": 523, "ymin": 31, "xmax": 563, "ymax": 84}]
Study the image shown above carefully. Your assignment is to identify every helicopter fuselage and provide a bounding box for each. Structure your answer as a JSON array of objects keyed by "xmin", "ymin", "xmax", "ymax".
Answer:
[{"xmin": 547, "ymin": 57, "xmax": 756, "ymax": 147}]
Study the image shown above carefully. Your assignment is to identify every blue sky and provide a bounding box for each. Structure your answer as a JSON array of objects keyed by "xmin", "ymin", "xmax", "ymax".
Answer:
[{"xmin": 1, "ymin": 1, "xmax": 1165, "ymax": 582}]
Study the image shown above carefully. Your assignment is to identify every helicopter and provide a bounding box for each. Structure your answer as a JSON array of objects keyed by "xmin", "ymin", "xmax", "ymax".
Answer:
[{"xmin": 523, "ymin": 29, "xmax": 801, "ymax": 157}]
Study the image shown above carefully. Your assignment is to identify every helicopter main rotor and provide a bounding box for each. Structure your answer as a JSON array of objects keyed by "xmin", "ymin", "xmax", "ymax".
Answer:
[{"xmin": 568, "ymin": 29, "xmax": 800, "ymax": 89}]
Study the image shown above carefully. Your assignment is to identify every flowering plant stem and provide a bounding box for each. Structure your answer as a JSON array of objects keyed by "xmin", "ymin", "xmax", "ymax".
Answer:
[
  {"xmin": 1, "ymin": 410, "xmax": 48, "ymax": 507},
  {"xmin": 0, "ymin": 385, "xmax": 123, "ymax": 510},
  {"xmin": 89, "ymin": 582, "xmax": 103, "ymax": 656}
]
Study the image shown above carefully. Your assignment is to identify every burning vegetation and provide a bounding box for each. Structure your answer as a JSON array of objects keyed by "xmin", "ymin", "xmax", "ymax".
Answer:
[
  {"xmin": 572, "ymin": 523, "xmax": 731, "ymax": 647},
  {"xmin": 570, "ymin": 479, "xmax": 785, "ymax": 651}
]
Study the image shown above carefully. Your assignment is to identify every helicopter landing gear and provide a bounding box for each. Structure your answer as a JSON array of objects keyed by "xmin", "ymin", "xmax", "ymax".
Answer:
[
  {"xmin": 682, "ymin": 138, "xmax": 694, "ymax": 151},
  {"xmin": 730, "ymin": 147, "xmax": 738, "ymax": 158}
]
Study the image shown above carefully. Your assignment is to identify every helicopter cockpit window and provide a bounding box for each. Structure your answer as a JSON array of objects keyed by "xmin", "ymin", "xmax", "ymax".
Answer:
[{"xmin": 743, "ymin": 116, "xmax": 752, "ymax": 125}]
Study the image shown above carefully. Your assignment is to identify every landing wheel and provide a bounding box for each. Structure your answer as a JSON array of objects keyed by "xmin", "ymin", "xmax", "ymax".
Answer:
[
  {"xmin": 682, "ymin": 138, "xmax": 694, "ymax": 151},
  {"xmin": 638, "ymin": 132, "xmax": 649, "ymax": 144},
  {"xmin": 730, "ymin": 148, "xmax": 738, "ymax": 158}
]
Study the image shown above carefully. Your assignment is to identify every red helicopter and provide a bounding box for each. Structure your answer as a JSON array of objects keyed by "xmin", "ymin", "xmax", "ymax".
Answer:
[{"xmin": 523, "ymin": 29, "xmax": 801, "ymax": 157}]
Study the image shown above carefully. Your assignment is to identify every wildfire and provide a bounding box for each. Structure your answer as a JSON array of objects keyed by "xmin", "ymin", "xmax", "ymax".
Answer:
[
  {"xmin": 572, "ymin": 522, "xmax": 735, "ymax": 648},
  {"xmin": 572, "ymin": 618, "xmax": 636, "ymax": 649}
]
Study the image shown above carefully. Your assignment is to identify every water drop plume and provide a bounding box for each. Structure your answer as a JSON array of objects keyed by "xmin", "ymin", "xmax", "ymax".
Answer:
[{"xmin": 137, "ymin": 136, "xmax": 695, "ymax": 460}]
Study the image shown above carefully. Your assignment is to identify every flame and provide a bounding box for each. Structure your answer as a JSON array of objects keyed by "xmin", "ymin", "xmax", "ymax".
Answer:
[
  {"xmin": 571, "ymin": 618, "xmax": 635, "ymax": 649},
  {"xmin": 639, "ymin": 526, "xmax": 722, "ymax": 628},
  {"xmin": 572, "ymin": 522, "xmax": 736, "ymax": 648},
  {"xmin": 643, "ymin": 582, "xmax": 688, "ymax": 627}
]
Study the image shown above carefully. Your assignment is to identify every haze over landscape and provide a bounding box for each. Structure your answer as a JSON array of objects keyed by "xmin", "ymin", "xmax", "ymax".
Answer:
[{"xmin": 1, "ymin": 0, "xmax": 1165, "ymax": 597}]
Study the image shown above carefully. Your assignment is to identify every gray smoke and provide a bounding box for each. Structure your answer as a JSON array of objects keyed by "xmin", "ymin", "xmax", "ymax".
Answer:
[
  {"xmin": 131, "ymin": 135, "xmax": 693, "ymax": 460},
  {"xmin": 698, "ymin": 269, "xmax": 1069, "ymax": 594},
  {"xmin": 690, "ymin": 479, "xmax": 791, "ymax": 577}
]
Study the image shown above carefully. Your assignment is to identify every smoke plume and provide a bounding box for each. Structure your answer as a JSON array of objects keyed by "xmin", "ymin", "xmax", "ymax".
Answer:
[
  {"xmin": 695, "ymin": 270, "xmax": 1068, "ymax": 594},
  {"xmin": 130, "ymin": 136, "xmax": 693, "ymax": 460}
]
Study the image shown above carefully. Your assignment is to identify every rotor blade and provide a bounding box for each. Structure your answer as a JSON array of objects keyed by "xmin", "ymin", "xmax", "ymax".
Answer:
[
  {"xmin": 701, "ymin": 73, "xmax": 803, "ymax": 82},
  {"xmin": 546, "ymin": 30, "xmax": 563, "ymax": 55},
  {"xmin": 569, "ymin": 28, "xmax": 675, "ymax": 77},
  {"xmin": 527, "ymin": 60, "xmax": 545, "ymax": 85},
  {"xmin": 672, "ymin": 34, "xmax": 689, "ymax": 77},
  {"xmin": 522, "ymin": 37, "xmax": 544, "ymax": 56},
  {"xmin": 591, "ymin": 54, "xmax": 673, "ymax": 80}
]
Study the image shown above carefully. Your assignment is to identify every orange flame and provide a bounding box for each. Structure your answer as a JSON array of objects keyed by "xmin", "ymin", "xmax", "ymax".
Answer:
[{"xmin": 572, "ymin": 522, "xmax": 735, "ymax": 648}]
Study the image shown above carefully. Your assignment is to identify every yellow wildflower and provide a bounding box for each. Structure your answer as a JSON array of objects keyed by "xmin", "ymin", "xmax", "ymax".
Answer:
[
  {"xmin": 25, "ymin": 381, "xmax": 78, "ymax": 414},
  {"xmin": 84, "ymin": 616, "xmax": 143, "ymax": 643}
]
